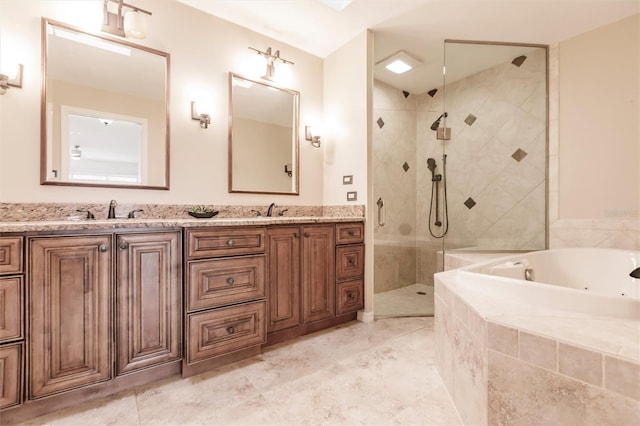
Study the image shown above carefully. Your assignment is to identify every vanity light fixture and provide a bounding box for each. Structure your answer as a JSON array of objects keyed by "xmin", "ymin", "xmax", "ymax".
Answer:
[
  {"xmin": 191, "ymin": 101, "xmax": 211, "ymax": 129},
  {"xmin": 71, "ymin": 145, "xmax": 82, "ymax": 160},
  {"xmin": 305, "ymin": 126, "xmax": 321, "ymax": 148},
  {"xmin": 248, "ymin": 47, "xmax": 294, "ymax": 82},
  {"xmin": 0, "ymin": 64, "xmax": 23, "ymax": 95},
  {"xmin": 102, "ymin": 0, "xmax": 152, "ymax": 39}
]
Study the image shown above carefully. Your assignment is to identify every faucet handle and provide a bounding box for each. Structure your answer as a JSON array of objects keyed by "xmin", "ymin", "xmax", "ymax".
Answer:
[
  {"xmin": 76, "ymin": 209, "xmax": 95, "ymax": 220},
  {"xmin": 127, "ymin": 209, "xmax": 144, "ymax": 219},
  {"xmin": 278, "ymin": 209, "xmax": 288, "ymax": 217}
]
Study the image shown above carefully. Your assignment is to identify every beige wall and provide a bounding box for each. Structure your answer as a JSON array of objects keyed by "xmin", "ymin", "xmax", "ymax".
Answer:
[
  {"xmin": 0, "ymin": 0, "xmax": 325, "ymax": 205},
  {"xmin": 558, "ymin": 14, "xmax": 639, "ymax": 220}
]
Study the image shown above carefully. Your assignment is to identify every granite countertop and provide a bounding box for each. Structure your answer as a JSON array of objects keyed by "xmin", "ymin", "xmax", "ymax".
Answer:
[{"xmin": 0, "ymin": 216, "xmax": 365, "ymax": 233}]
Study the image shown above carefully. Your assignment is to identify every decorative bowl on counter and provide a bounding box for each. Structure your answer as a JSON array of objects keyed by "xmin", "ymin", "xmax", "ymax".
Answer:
[{"xmin": 188, "ymin": 210, "xmax": 219, "ymax": 219}]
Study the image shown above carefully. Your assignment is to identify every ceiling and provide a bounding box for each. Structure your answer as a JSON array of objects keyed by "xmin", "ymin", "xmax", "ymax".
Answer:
[{"xmin": 177, "ymin": 0, "xmax": 639, "ymax": 94}]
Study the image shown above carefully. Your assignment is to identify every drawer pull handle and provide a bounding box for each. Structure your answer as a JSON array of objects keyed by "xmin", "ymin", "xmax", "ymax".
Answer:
[
  {"xmin": 348, "ymin": 259, "xmax": 355, "ymax": 265},
  {"xmin": 119, "ymin": 242, "xmax": 128, "ymax": 250},
  {"xmin": 227, "ymin": 239, "xmax": 235, "ymax": 247},
  {"xmin": 226, "ymin": 277, "xmax": 235, "ymax": 285},
  {"xmin": 98, "ymin": 244, "xmax": 108, "ymax": 253},
  {"xmin": 227, "ymin": 326, "xmax": 235, "ymax": 334}
]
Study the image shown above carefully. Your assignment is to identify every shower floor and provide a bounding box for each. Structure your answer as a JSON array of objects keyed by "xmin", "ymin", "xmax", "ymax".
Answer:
[{"xmin": 374, "ymin": 283, "xmax": 435, "ymax": 318}]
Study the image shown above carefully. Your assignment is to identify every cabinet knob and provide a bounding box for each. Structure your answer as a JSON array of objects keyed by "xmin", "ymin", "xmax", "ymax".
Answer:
[
  {"xmin": 226, "ymin": 277, "xmax": 235, "ymax": 285},
  {"xmin": 98, "ymin": 244, "xmax": 108, "ymax": 253},
  {"xmin": 348, "ymin": 292, "xmax": 356, "ymax": 300},
  {"xmin": 304, "ymin": 232, "xmax": 310, "ymax": 238},
  {"xmin": 348, "ymin": 230, "xmax": 355, "ymax": 236},
  {"xmin": 226, "ymin": 326, "xmax": 235, "ymax": 334},
  {"xmin": 294, "ymin": 232, "xmax": 300, "ymax": 238},
  {"xmin": 227, "ymin": 239, "xmax": 235, "ymax": 247},
  {"xmin": 119, "ymin": 242, "xmax": 128, "ymax": 250}
]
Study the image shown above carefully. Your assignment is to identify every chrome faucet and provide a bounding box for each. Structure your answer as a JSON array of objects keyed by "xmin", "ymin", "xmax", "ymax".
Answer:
[
  {"xmin": 631, "ymin": 267, "xmax": 640, "ymax": 279},
  {"xmin": 108, "ymin": 200, "xmax": 117, "ymax": 219},
  {"xmin": 266, "ymin": 203, "xmax": 276, "ymax": 217}
]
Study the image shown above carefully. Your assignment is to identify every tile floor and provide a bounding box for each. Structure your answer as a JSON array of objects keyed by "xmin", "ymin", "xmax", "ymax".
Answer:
[
  {"xmin": 374, "ymin": 284, "xmax": 435, "ymax": 318},
  {"xmin": 23, "ymin": 317, "xmax": 462, "ymax": 426}
]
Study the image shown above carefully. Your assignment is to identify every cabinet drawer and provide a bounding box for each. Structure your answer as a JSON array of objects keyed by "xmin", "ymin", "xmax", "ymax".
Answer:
[
  {"xmin": 335, "ymin": 223, "xmax": 364, "ymax": 245},
  {"xmin": 186, "ymin": 301, "xmax": 265, "ymax": 365},
  {"xmin": 187, "ymin": 255, "xmax": 265, "ymax": 311},
  {"xmin": 336, "ymin": 279, "xmax": 364, "ymax": 315},
  {"xmin": 0, "ymin": 276, "xmax": 23, "ymax": 343},
  {"xmin": 0, "ymin": 342, "xmax": 22, "ymax": 410},
  {"xmin": 186, "ymin": 227, "xmax": 265, "ymax": 259},
  {"xmin": 336, "ymin": 244, "xmax": 364, "ymax": 281},
  {"xmin": 0, "ymin": 237, "xmax": 22, "ymax": 275}
]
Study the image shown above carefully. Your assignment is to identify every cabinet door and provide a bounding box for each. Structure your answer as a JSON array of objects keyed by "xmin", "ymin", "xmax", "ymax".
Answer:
[
  {"xmin": 302, "ymin": 225, "xmax": 335, "ymax": 323},
  {"xmin": 29, "ymin": 235, "xmax": 112, "ymax": 398},
  {"xmin": 0, "ymin": 343, "xmax": 22, "ymax": 409},
  {"xmin": 0, "ymin": 276, "xmax": 23, "ymax": 343},
  {"xmin": 267, "ymin": 227, "xmax": 301, "ymax": 333},
  {"xmin": 116, "ymin": 232, "xmax": 181, "ymax": 375}
]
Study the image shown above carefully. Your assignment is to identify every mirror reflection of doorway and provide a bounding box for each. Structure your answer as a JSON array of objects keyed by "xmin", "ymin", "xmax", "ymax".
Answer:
[{"xmin": 59, "ymin": 107, "xmax": 147, "ymax": 184}]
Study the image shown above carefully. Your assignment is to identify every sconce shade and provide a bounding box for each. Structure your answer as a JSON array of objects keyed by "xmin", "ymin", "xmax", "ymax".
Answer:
[
  {"xmin": 0, "ymin": 64, "xmax": 23, "ymax": 95},
  {"xmin": 191, "ymin": 101, "xmax": 211, "ymax": 129},
  {"xmin": 102, "ymin": 0, "xmax": 152, "ymax": 38},
  {"xmin": 305, "ymin": 125, "xmax": 321, "ymax": 148}
]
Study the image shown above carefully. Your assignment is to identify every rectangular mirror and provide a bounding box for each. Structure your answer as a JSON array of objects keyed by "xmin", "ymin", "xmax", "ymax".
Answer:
[
  {"xmin": 229, "ymin": 73, "xmax": 299, "ymax": 195},
  {"xmin": 41, "ymin": 18, "xmax": 170, "ymax": 190}
]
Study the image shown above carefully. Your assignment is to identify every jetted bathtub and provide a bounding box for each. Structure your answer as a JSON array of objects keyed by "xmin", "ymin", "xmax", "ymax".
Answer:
[{"xmin": 458, "ymin": 247, "xmax": 640, "ymax": 320}]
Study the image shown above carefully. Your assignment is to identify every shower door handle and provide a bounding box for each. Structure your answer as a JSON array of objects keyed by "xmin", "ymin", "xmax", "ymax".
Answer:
[{"xmin": 376, "ymin": 197, "xmax": 385, "ymax": 226}]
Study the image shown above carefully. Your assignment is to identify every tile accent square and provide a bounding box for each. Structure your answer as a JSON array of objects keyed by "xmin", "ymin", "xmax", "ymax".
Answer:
[
  {"xmin": 511, "ymin": 148, "xmax": 528, "ymax": 162},
  {"xmin": 428, "ymin": 89, "xmax": 438, "ymax": 98},
  {"xmin": 487, "ymin": 322, "xmax": 518, "ymax": 357},
  {"xmin": 402, "ymin": 90, "xmax": 410, "ymax": 98},
  {"xmin": 464, "ymin": 114, "xmax": 477, "ymax": 126},
  {"xmin": 519, "ymin": 332, "xmax": 556, "ymax": 370},
  {"xmin": 558, "ymin": 343, "xmax": 602, "ymax": 386},
  {"xmin": 512, "ymin": 55, "xmax": 527, "ymax": 67},
  {"xmin": 403, "ymin": 162, "xmax": 410, "ymax": 172},
  {"xmin": 464, "ymin": 197, "xmax": 476, "ymax": 209},
  {"xmin": 377, "ymin": 117, "xmax": 385, "ymax": 128}
]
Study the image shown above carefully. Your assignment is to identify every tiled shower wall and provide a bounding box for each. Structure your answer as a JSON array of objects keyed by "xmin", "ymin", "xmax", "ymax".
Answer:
[{"xmin": 373, "ymin": 47, "xmax": 547, "ymax": 292}]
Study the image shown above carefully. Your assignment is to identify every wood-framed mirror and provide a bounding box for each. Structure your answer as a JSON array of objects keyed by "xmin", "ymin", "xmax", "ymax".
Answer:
[
  {"xmin": 228, "ymin": 73, "xmax": 300, "ymax": 195},
  {"xmin": 41, "ymin": 18, "xmax": 170, "ymax": 190}
]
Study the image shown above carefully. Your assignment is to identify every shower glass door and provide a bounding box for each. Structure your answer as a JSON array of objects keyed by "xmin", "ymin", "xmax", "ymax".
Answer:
[{"xmin": 440, "ymin": 41, "xmax": 548, "ymax": 261}]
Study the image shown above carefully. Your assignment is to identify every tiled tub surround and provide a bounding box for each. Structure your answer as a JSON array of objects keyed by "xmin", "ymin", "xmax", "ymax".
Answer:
[{"xmin": 435, "ymin": 269, "xmax": 639, "ymax": 425}]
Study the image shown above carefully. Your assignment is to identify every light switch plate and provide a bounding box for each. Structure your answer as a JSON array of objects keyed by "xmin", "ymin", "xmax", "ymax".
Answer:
[
  {"xmin": 347, "ymin": 191, "xmax": 357, "ymax": 201},
  {"xmin": 343, "ymin": 175, "xmax": 353, "ymax": 185}
]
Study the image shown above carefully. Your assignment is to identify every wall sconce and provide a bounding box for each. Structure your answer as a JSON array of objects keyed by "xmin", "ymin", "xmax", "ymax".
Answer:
[
  {"xmin": 191, "ymin": 101, "xmax": 211, "ymax": 129},
  {"xmin": 71, "ymin": 145, "xmax": 82, "ymax": 160},
  {"xmin": 0, "ymin": 64, "xmax": 23, "ymax": 95},
  {"xmin": 284, "ymin": 164, "xmax": 293, "ymax": 177},
  {"xmin": 248, "ymin": 47, "xmax": 294, "ymax": 82},
  {"xmin": 102, "ymin": 0, "xmax": 152, "ymax": 39},
  {"xmin": 305, "ymin": 126, "xmax": 321, "ymax": 148}
]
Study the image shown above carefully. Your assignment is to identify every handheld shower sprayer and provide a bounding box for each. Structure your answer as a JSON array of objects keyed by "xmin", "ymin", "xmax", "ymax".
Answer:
[
  {"xmin": 427, "ymin": 155, "xmax": 449, "ymax": 238},
  {"xmin": 430, "ymin": 112, "xmax": 448, "ymax": 131}
]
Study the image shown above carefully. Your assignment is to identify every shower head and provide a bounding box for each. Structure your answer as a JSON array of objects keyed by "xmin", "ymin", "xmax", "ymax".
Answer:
[
  {"xmin": 430, "ymin": 112, "xmax": 448, "ymax": 131},
  {"xmin": 427, "ymin": 158, "xmax": 437, "ymax": 174}
]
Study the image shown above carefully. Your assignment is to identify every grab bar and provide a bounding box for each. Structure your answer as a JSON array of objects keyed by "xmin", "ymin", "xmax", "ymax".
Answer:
[{"xmin": 376, "ymin": 197, "xmax": 385, "ymax": 226}]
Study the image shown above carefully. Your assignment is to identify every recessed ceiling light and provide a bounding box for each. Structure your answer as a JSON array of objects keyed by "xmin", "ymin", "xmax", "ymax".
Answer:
[
  {"xmin": 386, "ymin": 59, "xmax": 412, "ymax": 74},
  {"xmin": 375, "ymin": 50, "xmax": 423, "ymax": 76}
]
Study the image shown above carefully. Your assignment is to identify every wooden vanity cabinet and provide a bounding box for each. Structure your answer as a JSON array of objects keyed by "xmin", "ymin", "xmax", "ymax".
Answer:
[
  {"xmin": 183, "ymin": 226, "xmax": 267, "ymax": 378},
  {"xmin": 28, "ymin": 230, "xmax": 182, "ymax": 400},
  {"xmin": 0, "ymin": 236, "xmax": 24, "ymax": 410},
  {"xmin": 335, "ymin": 223, "xmax": 364, "ymax": 315},
  {"xmin": 267, "ymin": 224, "xmax": 339, "ymax": 343}
]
